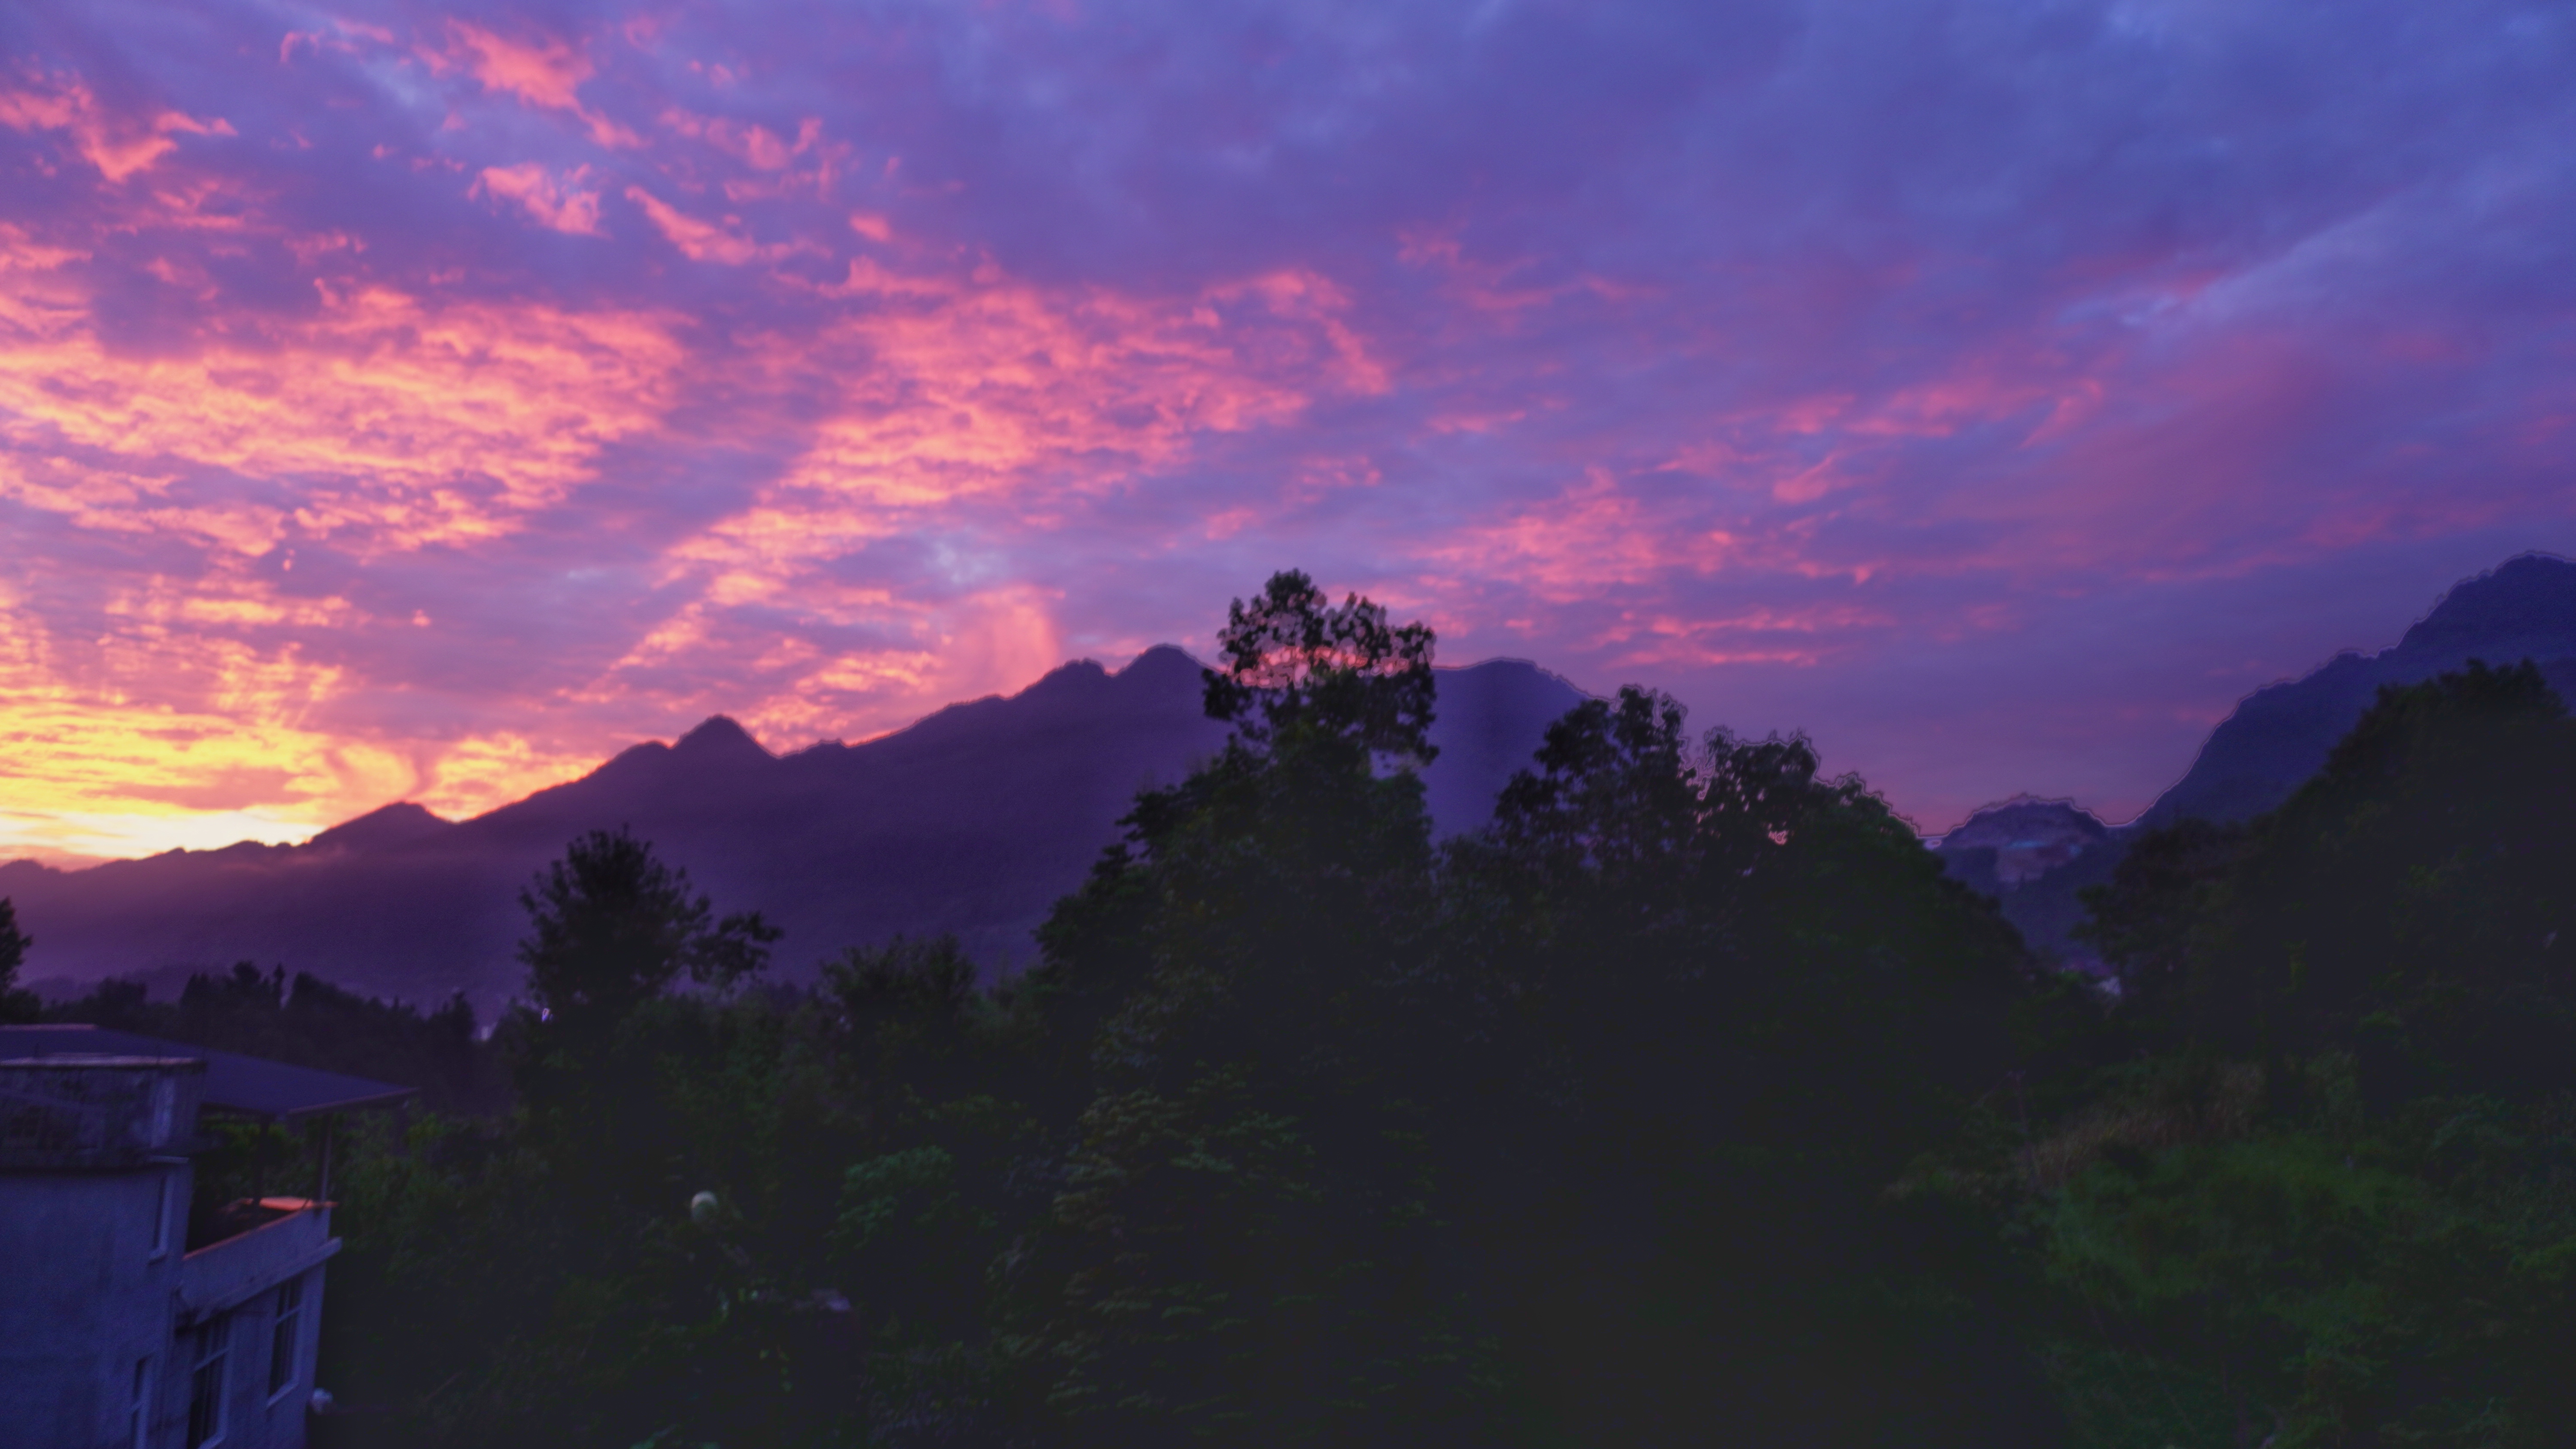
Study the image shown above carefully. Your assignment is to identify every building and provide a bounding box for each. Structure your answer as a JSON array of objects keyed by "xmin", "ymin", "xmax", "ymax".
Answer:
[{"xmin": 0, "ymin": 1025, "xmax": 411, "ymax": 1449}]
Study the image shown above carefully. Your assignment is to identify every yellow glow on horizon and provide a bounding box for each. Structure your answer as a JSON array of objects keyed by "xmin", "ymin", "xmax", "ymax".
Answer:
[
  {"xmin": 0, "ymin": 806, "xmax": 323, "ymax": 867},
  {"xmin": 0, "ymin": 190, "xmax": 1389, "ymax": 867}
]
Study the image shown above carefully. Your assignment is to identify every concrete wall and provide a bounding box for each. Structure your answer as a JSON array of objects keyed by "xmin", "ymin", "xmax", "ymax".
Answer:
[
  {"xmin": 170, "ymin": 1262, "xmax": 321, "ymax": 1449},
  {"xmin": 0, "ymin": 1162, "xmax": 187, "ymax": 1449},
  {"xmin": 181, "ymin": 1208, "xmax": 334, "ymax": 1320},
  {"xmin": 2, "ymin": 1173, "xmax": 333, "ymax": 1449}
]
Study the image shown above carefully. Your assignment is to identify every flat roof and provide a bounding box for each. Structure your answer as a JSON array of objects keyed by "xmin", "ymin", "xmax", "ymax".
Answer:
[{"xmin": 0, "ymin": 1025, "xmax": 415, "ymax": 1122}]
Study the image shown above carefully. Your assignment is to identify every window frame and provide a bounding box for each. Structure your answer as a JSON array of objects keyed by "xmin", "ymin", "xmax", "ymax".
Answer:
[
  {"xmin": 149, "ymin": 1170, "xmax": 179, "ymax": 1262},
  {"xmin": 186, "ymin": 1312, "xmax": 230, "ymax": 1449},
  {"xmin": 130, "ymin": 1355, "xmax": 155, "ymax": 1449},
  {"xmin": 265, "ymin": 1275, "xmax": 305, "ymax": 1403}
]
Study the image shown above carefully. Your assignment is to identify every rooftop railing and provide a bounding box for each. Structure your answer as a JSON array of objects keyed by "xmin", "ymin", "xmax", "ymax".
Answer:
[
  {"xmin": 0, "ymin": 1056, "xmax": 207, "ymax": 1169},
  {"xmin": 181, "ymin": 1197, "xmax": 339, "ymax": 1321}
]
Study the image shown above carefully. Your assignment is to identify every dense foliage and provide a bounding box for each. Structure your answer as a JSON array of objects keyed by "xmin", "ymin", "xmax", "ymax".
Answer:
[
  {"xmin": 1938, "ymin": 660, "xmax": 2576, "ymax": 1446},
  {"xmin": 230, "ymin": 573, "xmax": 2051, "ymax": 1446},
  {"xmin": 36, "ymin": 580, "xmax": 2572, "ymax": 1446}
]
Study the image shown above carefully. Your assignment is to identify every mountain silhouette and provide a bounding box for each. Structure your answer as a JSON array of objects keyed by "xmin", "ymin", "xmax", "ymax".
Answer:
[
  {"xmin": 19, "ymin": 557, "xmax": 2569, "ymax": 1004},
  {"xmin": 2139, "ymin": 554, "xmax": 2576, "ymax": 830},
  {"xmin": 1943, "ymin": 553, "xmax": 2576, "ymax": 967},
  {"xmin": 6, "ymin": 648, "xmax": 1588, "ymax": 1012},
  {"xmin": 1930, "ymin": 797, "xmax": 2126, "ymax": 971}
]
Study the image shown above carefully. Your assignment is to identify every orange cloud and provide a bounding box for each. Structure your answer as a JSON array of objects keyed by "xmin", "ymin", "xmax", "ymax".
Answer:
[
  {"xmin": 410, "ymin": 735, "xmax": 604, "ymax": 822},
  {"xmin": 574, "ymin": 263, "xmax": 1391, "ymax": 752},
  {"xmin": 0, "ymin": 551, "xmax": 631, "ymax": 858},
  {"xmin": 0, "ymin": 221, "xmax": 1404, "ymax": 858},
  {"xmin": 0, "ymin": 238, "xmax": 686, "ymax": 552},
  {"xmin": 0, "ymin": 578, "xmax": 385, "ymax": 857},
  {"xmin": 678, "ymin": 263, "xmax": 1379, "ymax": 585},
  {"xmin": 0, "ymin": 214, "xmax": 693, "ymax": 845},
  {"xmin": 586, "ymin": 583, "xmax": 1071, "ymax": 751},
  {"xmin": 0, "ymin": 687, "xmax": 607, "ymax": 861}
]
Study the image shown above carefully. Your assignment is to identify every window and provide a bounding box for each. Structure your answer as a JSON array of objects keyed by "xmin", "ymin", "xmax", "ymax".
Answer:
[
  {"xmin": 267, "ymin": 1276, "xmax": 304, "ymax": 1399},
  {"xmin": 148, "ymin": 1077, "xmax": 175, "ymax": 1144},
  {"xmin": 130, "ymin": 1356, "xmax": 153, "ymax": 1449},
  {"xmin": 187, "ymin": 1313, "xmax": 229, "ymax": 1449},
  {"xmin": 149, "ymin": 1172, "xmax": 178, "ymax": 1261}
]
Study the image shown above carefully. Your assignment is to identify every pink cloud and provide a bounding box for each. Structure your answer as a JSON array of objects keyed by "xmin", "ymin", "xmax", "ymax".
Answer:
[
  {"xmin": 666, "ymin": 260, "xmax": 1385, "ymax": 617},
  {"xmin": 1397, "ymin": 227, "xmax": 1643, "ymax": 321},
  {"xmin": 0, "ymin": 67, "xmax": 231, "ymax": 181},
  {"xmin": 0, "ymin": 234, "xmax": 687, "ymax": 552},
  {"xmin": 441, "ymin": 22, "xmax": 588, "ymax": 111},
  {"xmin": 625, "ymin": 186, "xmax": 808, "ymax": 264},
  {"xmin": 1422, "ymin": 470, "xmax": 1746, "ymax": 603},
  {"xmin": 0, "ymin": 0, "xmax": 2570, "ymax": 859},
  {"xmin": 430, "ymin": 21, "xmax": 638, "ymax": 148},
  {"xmin": 473, "ymin": 163, "xmax": 603, "ymax": 235},
  {"xmin": 662, "ymin": 108, "xmax": 820, "ymax": 171}
]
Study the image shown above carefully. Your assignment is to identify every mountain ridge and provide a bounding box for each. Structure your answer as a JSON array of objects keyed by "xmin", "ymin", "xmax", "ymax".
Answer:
[
  {"xmin": 8, "ymin": 647, "xmax": 1591, "ymax": 1012},
  {"xmin": 16, "ymin": 557, "xmax": 2572, "ymax": 1002},
  {"xmin": 1940, "ymin": 552, "xmax": 2576, "ymax": 968}
]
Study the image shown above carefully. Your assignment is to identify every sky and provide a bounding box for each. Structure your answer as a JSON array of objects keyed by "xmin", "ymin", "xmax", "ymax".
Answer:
[{"xmin": 1, "ymin": 0, "xmax": 2571, "ymax": 864}]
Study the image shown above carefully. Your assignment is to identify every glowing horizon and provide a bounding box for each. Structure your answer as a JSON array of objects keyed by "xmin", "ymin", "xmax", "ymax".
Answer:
[{"xmin": 3, "ymin": 0, "xmax": 2571, "ymax": 865}]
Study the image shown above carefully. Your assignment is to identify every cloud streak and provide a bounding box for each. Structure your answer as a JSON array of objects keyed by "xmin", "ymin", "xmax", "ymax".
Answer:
[{"xmin": 0, "ymin": 0, "xmax": 2570, "ymax": 861}]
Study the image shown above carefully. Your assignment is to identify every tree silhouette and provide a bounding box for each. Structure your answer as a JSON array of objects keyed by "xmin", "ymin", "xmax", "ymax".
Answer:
[
  {"xmin": 517, "ymin": 826, "xmax": 778, "ymax": 1037},
  {"xmin": 0, "ymin": 896, "xmax": 35, "ymax": 1023},
  {"xmin": 1203, "ymin": 567, "xmax": 1437, "ymax": 764}
]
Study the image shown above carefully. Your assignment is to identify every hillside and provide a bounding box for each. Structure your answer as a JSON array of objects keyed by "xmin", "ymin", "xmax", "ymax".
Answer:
[{"xmin": 1944, "ymin": 553, "xmax": 2576, "ymax": 965}]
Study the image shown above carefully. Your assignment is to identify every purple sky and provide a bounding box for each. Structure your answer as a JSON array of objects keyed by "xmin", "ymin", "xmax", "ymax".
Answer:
[{"xmin": 1, "ymin": 0, "xmax": 2571, "ymax": 862}]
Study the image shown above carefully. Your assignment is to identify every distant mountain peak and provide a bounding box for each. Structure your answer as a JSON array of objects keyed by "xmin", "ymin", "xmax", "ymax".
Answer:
[
  {"xmin": 1962, "ymin": 553, "xmax": 2576, "ymax": 969},
  {"xmin": 1119, "ymin": 644, "xmax": 1206, "ymax": 682},
  {"xmin": 1931, "ymin": 795, "xmax": 2122, "ymax": 908},
  {"xmin": 672, "ymin": 715, "xmax": 774, "ymax": 763},
  {"xmin": 2397, "ymin": 552, "xmax": 2576, "ymax": 661},
  {"xmin": 1932, "ymin": 797, "xmax": 2112, "ymax": 886},
  {"xmin": 1034, "ymin": 657, "xmax": 1111, "ymax": 686},
  {"xmin": 304, "ymin": 802, "xmax": 453, "ymax": 855},
  {"xmin": 2134, "ymin": 553, "xmax": 2576, "ymax": 834},
  {"xmin": 1005, "ymin": 656, "xmax": 1124, "ymax": 708},
  {"xmin": 1938, "ymin": 796, "xmax": 2112, "ymax": 846}
]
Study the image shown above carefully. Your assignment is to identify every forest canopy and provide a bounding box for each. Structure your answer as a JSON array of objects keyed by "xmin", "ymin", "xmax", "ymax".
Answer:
[{"xmin": 30, "ymin": 578, "xmax": 2576, "ymax": 1448}]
